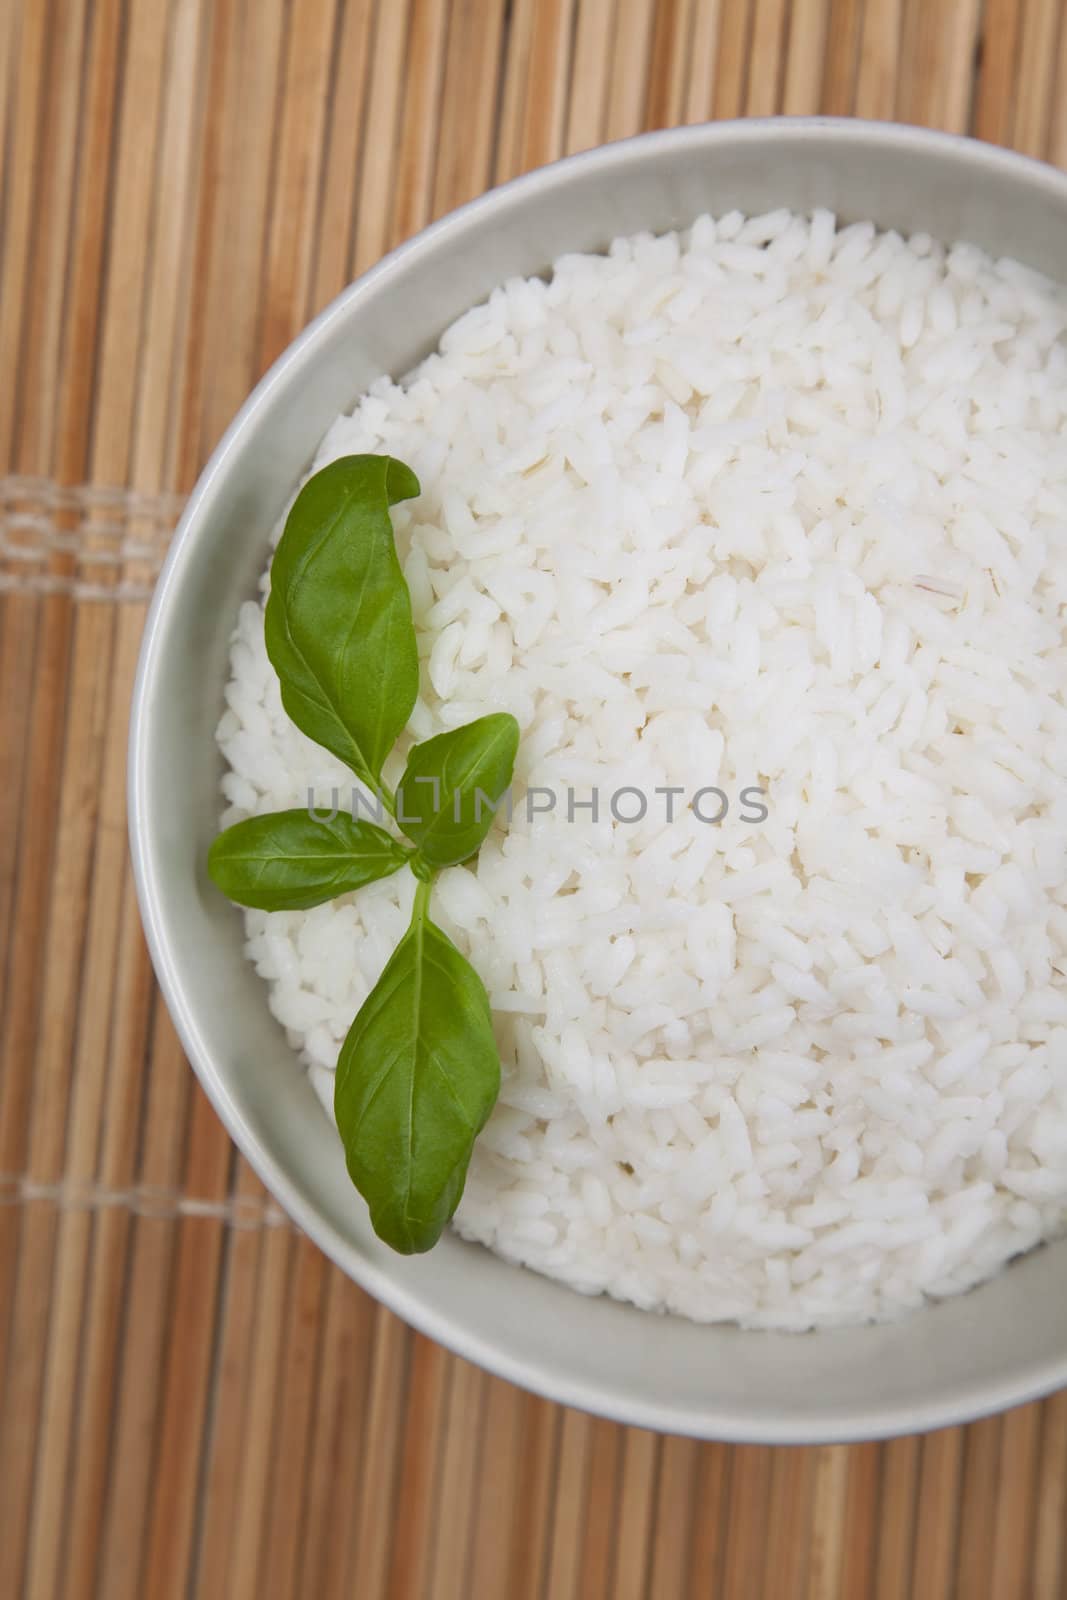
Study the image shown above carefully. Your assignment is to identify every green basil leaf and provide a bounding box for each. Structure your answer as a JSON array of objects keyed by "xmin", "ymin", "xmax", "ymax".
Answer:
[
  {"xmin": 207, "ymin": 809, "xmax": 409, "ymax": 911},
  {"xmin": 264, "ymin": 455, "xmax": 420, "ymax": 791},
  {"xmin": 334, "ymin": 891, "xmax": 500, "ymax": 1253},
  {"xmin": 396, "ymin": 712, "xmax": 519, "ymax": 868}
]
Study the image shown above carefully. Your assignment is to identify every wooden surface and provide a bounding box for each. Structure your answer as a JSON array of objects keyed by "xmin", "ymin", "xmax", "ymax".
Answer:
[{"xmin": 2, "ymin": 1, "xmax": 1067, "ymax": 1595}]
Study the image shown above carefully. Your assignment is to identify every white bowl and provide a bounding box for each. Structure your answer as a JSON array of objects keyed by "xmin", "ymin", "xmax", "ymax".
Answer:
[{"xmin": 129, "ymin": 119, "xmax": 1067, "ymax": 1442}]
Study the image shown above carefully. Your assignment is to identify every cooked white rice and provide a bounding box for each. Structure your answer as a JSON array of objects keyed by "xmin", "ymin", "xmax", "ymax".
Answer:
[{"xmin": 216, "ymin": 209, "xmax": 1067, "ymax": 1329}]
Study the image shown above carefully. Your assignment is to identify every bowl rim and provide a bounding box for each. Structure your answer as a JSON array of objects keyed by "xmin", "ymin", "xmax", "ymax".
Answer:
[{"xmin": 129, "ymin": 115, "xmax": 1067, "ymax": 1442}]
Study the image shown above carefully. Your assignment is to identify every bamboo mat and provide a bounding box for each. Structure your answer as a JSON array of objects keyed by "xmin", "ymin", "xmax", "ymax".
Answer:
[{"xmin": 3, "ymin": 1, "xmax": 1067, "ymax": 1596}]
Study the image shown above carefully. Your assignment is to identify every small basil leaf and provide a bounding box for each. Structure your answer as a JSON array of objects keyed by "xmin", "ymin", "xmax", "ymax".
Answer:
[
  {"xmin": 265, "ymin": 455, "xmax": 420, "ymax": 791},
  {"xmin": 396, "ymin": 712, "xmax": 519, "ymax": 868},
  {"xmin": 207, "ymin": 809, "xmax": 409, "ymax": 911},
  {"xmin": 334, "ymin": 901, "xmax": 500, "ymax": 1253}
]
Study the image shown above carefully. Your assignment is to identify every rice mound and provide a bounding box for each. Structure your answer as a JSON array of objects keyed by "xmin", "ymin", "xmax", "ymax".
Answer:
[{"xmin": 216, "ymin": 209, "xmax": 1067, "ymax": 1329}]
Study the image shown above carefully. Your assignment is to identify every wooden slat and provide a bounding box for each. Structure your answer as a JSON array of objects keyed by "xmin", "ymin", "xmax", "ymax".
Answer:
[
  {"xmin": 11, "ymin": 0, "xmax": 89, "ymax": 473},
  {"xmin": 177, "ymin": 0, "xmax": 289, "ymax": 477},
  {"xmin": 646, "ymin": 0, "xmax": 698, "ymax": 128},
  {"xmin": 544, "ymin": 1409, "xmax": 596, "ymax": 1600},
  {"xmin": 685, "ymin": 1441, "xmax": 731, "ymax": 1595},
  {"xmin": 258, "ymin": 1238, "xmax": 331, "ymax": 1600},
  {"xmin": 721, "ymin": 1445, "xmax": 775, "ymax": 1595},
  {"xmin": 764, "ymin": 1446, "xmax": 816, "ymax": 1599},
  {"xmin": 1009, "ymin": 0, "xmax": 1061, "ymax": 157},
  {"xmin": 258, "ymin": 0, "xmax": 340, "ymax": 369},
  {"xmin": 955, "ymin": 1417, "xmax": 1004, "ymax": 1600},
  {"xmin": 138, "ymin": 1092, "xmax": 234, "ymax": 1598},
  {"xmin": 910, "ymin": 1428, "xmax": 965, "ymax": 1600},
  {"xmin": 349, "ymin": 1307, "xmax": 413, "ymax": 1593},
  {"xmin": 384, "ymin": 1336, "xmax": 453, "ymax": 1596},
  {"xmin": 897, "ymin": 0, "xmax": 982, "ymax": 131},
  {"xmin": 424, "ymin": 1357, "xmax": 488, "ymax": 1600},
  {"xmin": 565, "ymin": 0, "xmax": 616, "ymax": 153},
  {"xmin": 838, "ymin": 1443, "xmax": 882, "ymax": 1599},
  {"xmin": 0, "ymin": 0, "xmax": 53, "ymax": 466},
  {"xmin": 431, "ymin": 0, "xmax": 507, "ymax": 215},
  {"xmin": 0, "ymin": 582, "xmax": 38, "ymax": 1020},
  {"xmin": 386, "ymin": 0, "xmax": 451, "ymax": 249},
  {"xmin": 297, "ymin": 1273, "xmax": 377, "ymax": 1600},
  {"xmin": 219, "ymin": 1223, "xmax": 297, "ymax": 1599},
  {"xmin": 714, "ymin": 0, "xmax": 756, "ymax": 118},
  {"xmin": 3, "ymin": 3, "xmax": 1067, "ymax": 1597},
  {"xmin": 1048, "ymin": 1, "xmax": 1067, "ymax": 169},
  {"xmin": 988, "ymin": 1404, "xmax": 1043, "ymax": 1600},
  {"xmin": 173, "ymin": 0, "xmax": 245, "ymax": 486},
  {"xmin": 611, "ymin": 1429, "xmax": 661, "ymax": 1600},
  {"xmin": 0, "ymin": 1, "xmax": 22, "ymax": 196},
  {"xmin": 874, "ymin": 1436, "xmax": 922, "ymax": 1600},
  {"xmin": 684, "ymin": 0, "xmax": 722, "ymax": 121},
  {"xmin": 605, "ymin": 0, "xmax": 659, "ymax": 139},
  {"xmin": 307, "ymin": 0, "xmax": 377, "ymax": 312},
  {"xmin": 805, "ymin": 1445, "xmax": 850, "ymax": 1600},
  {"xmin": 351, "ymin": 0, "xmax": 412, "ymax": 274},
  {"xmin": 744, "ymin": 0, "xmax": 790, "ymax": 114},
  {"xmin": 577, "ymin": 1415, "xmax": 624, "ymax": 1598},
  {"xmin": 508, "ymin": 1393, "xmax": 563, "ymax": 1599},
  {"xmin": 517, "ymin": 0, "xmax": 576, "ymax": 172},
  {"xmin": 1033, "ymin": 1392, "xmax": 1067, "ymax": 1599},
  {"xmin": 647, "ymin": 1435, "xmax": 700, "ymax": 1598},
  {"xmin": 782, "ymin": 0, "xmax": 831, "ymax": 114},
  {"xmin": 854, "ymin": 0, "xmax": 904, "ymax": 120},
  {"xmin": 91, "ymin": 1019, "xmax": 191, "ymax": 1600},
  {"xmin": 466, "ymin": 1379, "xmax": 524, "ymax": 1596},
  {"xmin": 191, "ymin": 1183, "xmax": 268, "ymax": 1590},
  {"xmin": 973, "ymin": 0, "xmax": 1026, "ymax": 145},
  {"xmin": 820, "ymin": 0, "xmax": 863, "ymax": 114}
]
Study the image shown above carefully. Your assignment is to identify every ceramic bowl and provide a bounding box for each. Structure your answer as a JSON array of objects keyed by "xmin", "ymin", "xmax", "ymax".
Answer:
[{"xmin": 129, "ymin": 119, "xmax": 1067, "ymax": 1442}]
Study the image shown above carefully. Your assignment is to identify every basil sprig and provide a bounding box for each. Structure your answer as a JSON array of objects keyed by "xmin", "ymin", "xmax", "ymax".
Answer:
[{"xmin": 209, "ymin": 455, "xmax": 517, "ymax": 1253}]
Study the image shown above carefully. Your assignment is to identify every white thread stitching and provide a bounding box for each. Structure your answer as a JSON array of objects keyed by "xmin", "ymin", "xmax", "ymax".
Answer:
[
  {"xmin": 0, "ymin": 474, "xmax": 184, "ymax": 597},
  {"xmin": 0, "ymin": 573, "xmax": 159, "ymax": 601},
  {"xmin": 0, "ymin": 1173, "xmax": 292, "ymax": 1230},
  {"xmin": 1, "ymin": 475, "xmax": 185, "ymax": 520}
]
